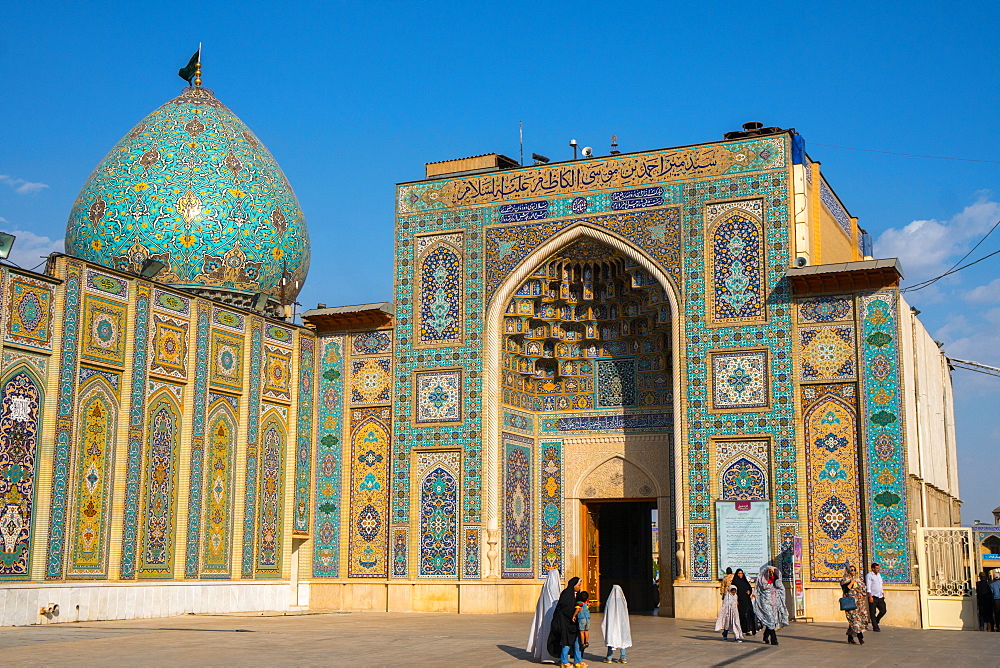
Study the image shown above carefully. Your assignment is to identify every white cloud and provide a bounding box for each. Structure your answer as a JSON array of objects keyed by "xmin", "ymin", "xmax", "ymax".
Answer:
[
  {"xmin": 0, "ymin": 230, "xmax": 64, "ymax": 270},
  {"xmin": 874, "ymin": 194, "xmax": 1000, "ymax": 284},
  {"xmin": 964, "ymin": 277, "xmax": 1000, "ymax": 304},
  {"xmin": 0, "ymin": 175, "xmax": 49, "ymax": 195}
]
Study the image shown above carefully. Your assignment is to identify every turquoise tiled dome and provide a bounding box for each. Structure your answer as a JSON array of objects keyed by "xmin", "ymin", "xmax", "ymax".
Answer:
[{"xmin": 66, "ymin": 86, "xmax": 310, "ymax": 305}]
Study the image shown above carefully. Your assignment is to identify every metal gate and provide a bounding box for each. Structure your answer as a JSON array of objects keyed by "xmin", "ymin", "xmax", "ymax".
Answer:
[{"xmin": 916, "ymin": 527, "xmax": 977, "ymax": 630}]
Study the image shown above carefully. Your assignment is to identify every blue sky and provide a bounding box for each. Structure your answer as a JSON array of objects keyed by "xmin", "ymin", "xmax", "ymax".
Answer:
[{"xmin": 3, "ymin": 1, "xmax": 999, "ymax": 522}]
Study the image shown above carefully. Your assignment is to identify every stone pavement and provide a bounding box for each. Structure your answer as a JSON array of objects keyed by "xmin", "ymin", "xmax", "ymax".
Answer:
[{"xmin": 1, "ymin": 611, "xmax": 999, "ymax": 666}]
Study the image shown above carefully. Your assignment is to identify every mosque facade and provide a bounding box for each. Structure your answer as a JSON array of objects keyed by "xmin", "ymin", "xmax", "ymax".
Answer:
[{"xmin": 0, "ymin": 81, "xmax": 960, "ymax": 627}]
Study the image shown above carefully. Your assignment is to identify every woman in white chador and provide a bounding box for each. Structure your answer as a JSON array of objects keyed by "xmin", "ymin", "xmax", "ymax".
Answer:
[
  {"xmin": 714, "ymin": 584, "xmax": 744, "ymax": 642},
  {"xmin": 601, "ymin": 585, "xmax": 632, "ymax": 664},
  {"xmin": 527, "ymin": 569, "xmax": 562, "ymax": 663}
]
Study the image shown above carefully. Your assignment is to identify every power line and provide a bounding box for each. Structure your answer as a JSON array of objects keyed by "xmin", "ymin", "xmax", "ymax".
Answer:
[
  {"xmin": 811, "ymin": 142, "xmax": 1000, "ymax": 165},
  {"xmin": 903, "ymin": 218, "xmax": 1000, "ymax": 292}
]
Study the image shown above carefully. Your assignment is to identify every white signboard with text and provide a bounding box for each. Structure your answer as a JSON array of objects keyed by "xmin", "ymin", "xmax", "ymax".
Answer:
[{"xmin": 716, "ymin": 500, "xmax": 771, "ymax": 577}]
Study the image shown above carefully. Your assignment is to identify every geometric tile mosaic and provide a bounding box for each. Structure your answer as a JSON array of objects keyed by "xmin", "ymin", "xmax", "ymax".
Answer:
[
  {"xmin": 262, "ymin": 345, "xmax": 291, "ymax": 402},
  {"xmin": 313, "ymin": 336, "xmax": 344, "ymax": 578},
  {"xmin": 414, "ymin": 369, "xmax": 462, "ymax": 424},
  {"xmin": 348, "ymin": 407, "xmax": 391, "ymax": 578},
  {"xmin": 502, "ymin": 432, "xmax": 532, "ymax": 579},
  {"xmin": 350, "ymin": 357, "xmax": 392, "ymax": 405},
  {"xmin": 710, "ymin": 349, "xmax": 769, "ymax": 410},
  {"xmin": 799, "ymin": 325, "xmax": 855, "ymax": 381},
  {"xmin": 150, "ymin": 315, "xmax": 188, "ymax": 379},
  {"xmin": 200, "ymin": 398, "xmax": 237, "ymax": 577},
  {"xmin": 81, "ymin": 295, "xmax": 127, "ymax": 367},
  {"xmin": 4, "ymin": 274, "xmax": 54, "ymax": 351},
  {"xmin": 138, "ymin": 388, "xmax": 182, "ymax": 578},
  {"xmin": 415, "ymin": 450, "xmax": 460, "ymax": 577},
  {"xmin": 538, "ymin": 440, "xmax": 563, "ymax": 577},
  {"xmin": 209, "ymin": 330, "xmax": 243, "ymax": 391},
  {"xmin": 595, "ymin": 358, "xmax": 637, "ymax": 408},
  {"xmin": 715, "ymin": 439, "xmax": 769, "ymax": 501},
  {"xmin": 0, "ymin": 368, "xmax": 43, "ymax": 577},
  {"xmin": 352, "ymin": 330, "xmax": 392, "ymax": 356},
  {"xmin": 859, "ymin": 291, "xmax": 909, "ymax": 582},
  {"xmin": 802, "ymin": 383, "xmax": 863, "ymax": 582},
  {"xmin": 706, "ymin": 199, "xmax": 765, "ymax": 325},
  {"xmin": 416, "ymin": 233, "xmax": 463, "ymax": 347},
  {"xmin": 798, "ymin": 295, "xmax": 853, "ymax": 324}
]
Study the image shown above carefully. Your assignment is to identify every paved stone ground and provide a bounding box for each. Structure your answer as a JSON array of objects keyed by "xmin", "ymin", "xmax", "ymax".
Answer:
[{"xmin": 1, "ymin": 611, "xmax": 999, "ymax": 666}]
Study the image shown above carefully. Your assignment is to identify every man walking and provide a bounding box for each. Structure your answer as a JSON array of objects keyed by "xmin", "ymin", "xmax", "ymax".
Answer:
[
  {"xmin": 991, "ymin": 574, "xmax": 1000, "ymax": 631},
  {"xmin": 866, "ymin": 562, "xmax": 886, "ymax": 631}
]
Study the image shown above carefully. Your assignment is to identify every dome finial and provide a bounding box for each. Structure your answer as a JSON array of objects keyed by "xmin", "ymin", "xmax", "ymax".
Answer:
[
  {"xmin": 177, "ymin": 44, "xmax": 203, "ymax": 87},
  {"xmin": 194, "ymin": 42, "xmax": 202, "ymax": 87}
]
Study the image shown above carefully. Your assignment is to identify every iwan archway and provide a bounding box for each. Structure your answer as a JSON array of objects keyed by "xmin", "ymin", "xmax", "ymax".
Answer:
[{"xmin": 482, "ymin": 224, "xmax": 683, "ymax": 614}]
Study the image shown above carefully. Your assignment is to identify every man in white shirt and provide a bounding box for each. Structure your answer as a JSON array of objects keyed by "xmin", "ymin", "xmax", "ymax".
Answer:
[{"xmin": 866, "ymin": 562, "xmax": 886, "ymax": 631}]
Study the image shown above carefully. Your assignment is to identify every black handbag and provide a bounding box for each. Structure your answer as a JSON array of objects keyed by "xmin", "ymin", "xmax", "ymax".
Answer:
[{"xmin": 839, "ymin": 596, "xmax": 857, "ymax": 611}]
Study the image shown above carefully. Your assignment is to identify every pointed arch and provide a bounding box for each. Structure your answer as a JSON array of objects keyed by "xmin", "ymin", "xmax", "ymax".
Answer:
[
  {"xmin": 347, "ymin": 407, "xmax": 391, "ymax": 577},
  {"xmin": 200, "ymin": 396, "xmax": 238, "ymax": 577},
  {"xmin": 415, "ymin": 232, "xmax": 464, "ymax": 347},
  {"xmin": 66, "ymin": 373, "xmax": 119, "ymax": 577},
  {"xmin": 482, "ymin": 224, "xmax": 683, "ymax": 575},
  {"xmin": 0, "ymin": 363, "xmax": 45, "ymax": 577},
  {"xmin": 255, "ymin": 408, "xmax": 286, "ymax": 575},
  {"xmin": 705, "ymin": 200, "xmax": 766, "ymax": 325},
  {"xmin": 572, "ymin": 454, "xmax": 662, "ymax": 499},
  {"xmin": 138, "ymin": 386, "xmax": 182, "ymax": 577}
]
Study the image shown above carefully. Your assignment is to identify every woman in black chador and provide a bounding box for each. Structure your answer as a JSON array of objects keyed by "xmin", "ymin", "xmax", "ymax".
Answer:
[
  {"xmin": 732, "ymin": 569, "xmax": 757, "ymax": 636},
  {"xmin": 548, "ymin": 576, "xmax": 583, "ymax": 667}
]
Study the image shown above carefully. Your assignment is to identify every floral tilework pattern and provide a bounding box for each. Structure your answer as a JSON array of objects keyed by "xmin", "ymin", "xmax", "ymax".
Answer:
[
  {"xmin": 802, "ymin": 383, "xmax": 863, "ymax": 581},
  {"xmin": 240, "ymin": 321, "xmax": 263, "ymax": 578},
  {"xmin": 262, "ymin": 346, "xmax": 291, "ymax": 401},
  {"xmin": 391, "ymin": 527, "xmax": 408, "ymax": 578},
  {"xmin": 859, "ymin": 291, "xmax": 909, "ymax": 582},
  {"xmin": 313, "ymin": 336, "xmax": 345, "ymax": 578},
  {"xmin": 715, "ymin": 439, "xmax": 769, "ymax": 501},
  {"xmin": 81, "ymin": 295, "xmax": 127, "ymax": 367},
  {"xmin": 348, "ymin": 407, "xmax": 391, "ymax": 578},
  {"xmin": 201, "ymin": 398, "xmax": 237, "ymax": 577},
  {"xmin": 799, "ymin": 325, "xmax": 856, "ymax": 381},
  {"xmin": 119, "ymin": 283, "xmax": 151, "ymax": 580},
  {"xmin": 46, "ymin": 261, "xmax": 83, "ymax": 579},
  {"xmin": 414, "ymin": 369, "xmax": 462, "ymax": 423},
  {"xmin": 707, "ymin": 199, "xmax": 765, "ymax": 325},
  {"xmin": 353, "ymin": 330, "xmax": 392, "ymax": 356},
  {"xmin": 690, "ymin": 524, "xmax": 712, "ymax": 581},
  {"xmin": 255, "ymin": 411, "xmax": 285, "ymax": 576},
  {"xmin": 538, "ymin": 441, "xmax": 563, "ymax": 576},
  {"xmin": 463, "ymin": 526, "xmax": 481, "ymax": 579},
  {"xmin": 351, "ymin": 357, "xmax": 392, "ymax": 405},
  {"xmin": 595, "ymin": 358, "xmax": 637, "ymax": 408},
  {"xmin": 138, "ymin": 388, "xmax": 182, "ymax": 578},
  {"xmin": 66, "ymin": 372, "xmax": 119, "ymax": 578},
  {"xmin": 798, "ymin": 295, "xmax": 853, "ymax": 324},
  {"xmin": 0, "ymin": 368, "xmax": 44, "ymax": 577},
  {"xmin": 4, "ymin": 275, "xmax": 54, "ymax": 351},
  {"xmin": 502, "ymin": 433, "xmax": 533, "ymax": 578},
  {"xmin": 150, "ymin": 315, "xmax": 188, "ymax": 379},
  {"xmin": 710, "ymin": 350, "xmax": 769, "ymax": 410},
  {"xmin": 84, "ymin": 270, "xmax": 128, "ymax": 299},
  {"xmin": 415, "ymin": 450, "xmax": 460, "ymax": 577},
  {"xmin": 294, "ymin": 337, "xmax": 315, "ymax": 535},
  {"xmin": 209, "ymin": 330, "xmax": 243, "ymax": 391},
  {"xmin": 416, "ymin": 233, "xmax": 463, "ymax": 346},
  {"xmin": 183, "ymin": 303, "xmax": 210, "ymax": 578}
]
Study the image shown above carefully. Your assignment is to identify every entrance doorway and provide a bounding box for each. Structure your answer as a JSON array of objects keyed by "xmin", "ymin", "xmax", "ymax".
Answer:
[{"xmin": 584, "ymin": 500, "xmax": 657, "ymax": 612}]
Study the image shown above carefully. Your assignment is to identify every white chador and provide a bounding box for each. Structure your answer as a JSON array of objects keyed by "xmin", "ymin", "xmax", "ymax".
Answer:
[
  {"xmin": 601, "ymin": 584, "xmax": 633, "ymax": 650},
  {"xmin": 526, "ymin": 569, "xmax": 562, "ymax": 663}
]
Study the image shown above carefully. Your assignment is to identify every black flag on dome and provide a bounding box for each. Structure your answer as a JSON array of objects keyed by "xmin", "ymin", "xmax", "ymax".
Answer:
[{"xmin": 178, "ymin": 50, "xmax": 199, "ymax": 84}]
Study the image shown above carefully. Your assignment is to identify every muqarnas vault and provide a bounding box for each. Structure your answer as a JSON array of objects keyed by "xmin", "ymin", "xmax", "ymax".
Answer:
[{"xmin": 0, "ymin": 81, "xmax": 959, "ymax": 628}]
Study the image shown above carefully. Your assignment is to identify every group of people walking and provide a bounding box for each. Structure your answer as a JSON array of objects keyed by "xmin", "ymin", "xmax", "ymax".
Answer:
[
  {"xmin": 715, "ymin": 561, "xmax": 888, "ymax": 645},
  {"xmin": 976, "ymin": 571, "xmax": 1000, "ymax": 631},
  {"xmin": 714, "ymin": 566, "xmax": 788, "ymax": 644},
  {"xmin": 527, "ymin": 570, "xmax": 632, "ymax": 668}
]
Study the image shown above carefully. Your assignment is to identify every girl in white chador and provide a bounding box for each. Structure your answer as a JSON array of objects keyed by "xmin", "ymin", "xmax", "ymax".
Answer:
[
  {"xmin": 601, "ymin": 584, "xmax": 632, "ymax": 664},
  {"xmin": 527, "ymin": 569, "xmax": 562, "ymax": 663},
  {"xmin": 715, "ymin": 584, "xmax": 744, "ymax": 642}
]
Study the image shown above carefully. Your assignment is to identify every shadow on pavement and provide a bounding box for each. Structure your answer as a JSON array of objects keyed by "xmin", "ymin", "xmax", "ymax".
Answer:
[{"xmin": 497, "ymin": 644, "xmax": 533, "ymax": 661}]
